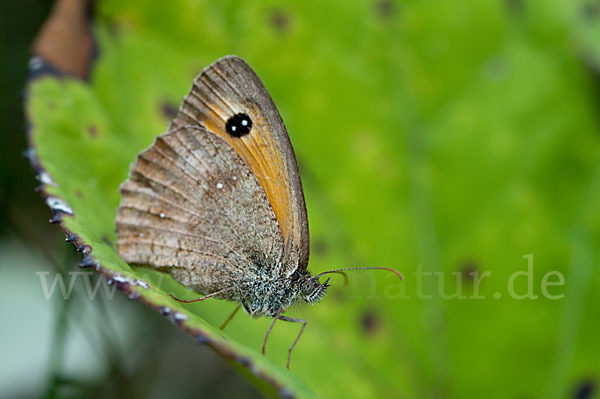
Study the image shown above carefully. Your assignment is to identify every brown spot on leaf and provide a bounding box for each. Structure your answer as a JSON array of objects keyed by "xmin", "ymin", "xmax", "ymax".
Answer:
[
  {"xmin": 360, "ymin": 309, "xmax": 381, "ymax": 336},
  {"xmin": 75, "ymin": 189, "xmax": 83, "ymax": 199},
  {"xmin": 573, "ymin": 378, "xmax": 596, "ymax": 399},
  {"xmin": 87, "ymin": 124, "xmax": 98, "ymax": 137},
  {"xmin": 375, "ymin": 0, "xmax": 396, "ymax": 20},
  {"xmin": 459, "ymin": 259, "xmax": 481, "ymax": 283},
  {"xmin": 269, "ymin": 9, "xmax": 291, "ymax": 34},
  {"xmin": 504, "ymin": 0, "xmax": 524, "ymax": 15},
  {"xmin": 107, "ymin": 20, "xmax": 122, "ymax": 37},
  {"xmin": 312, "ymin": 237, "xmax": 328, "ymax": 256},
  {"xmin": 160, "ymin": 101, "xmax": 178, "ymax": 120},
  {"xmin": 582, "ymin": 2, "xmax": 600, "ymax": 20},
  {"xmin": 101, "ymin": 235, "xmax": 114, "ymax": 248}
]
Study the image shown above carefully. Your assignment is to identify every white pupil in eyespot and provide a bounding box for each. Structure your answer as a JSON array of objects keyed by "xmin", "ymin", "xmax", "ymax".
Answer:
[{"xmin": 241, "ymin": 119, "xmax": 248, "ymax": 126}]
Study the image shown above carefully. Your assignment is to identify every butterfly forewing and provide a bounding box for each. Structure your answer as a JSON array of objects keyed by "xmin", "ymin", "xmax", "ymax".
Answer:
[
  {"xmin": 169, "ymin": 56, "xmax": 309, "ymax": 275},
  {"xmin": 116, "ymin": 125, "xmax": 285, "ymax": 295}
]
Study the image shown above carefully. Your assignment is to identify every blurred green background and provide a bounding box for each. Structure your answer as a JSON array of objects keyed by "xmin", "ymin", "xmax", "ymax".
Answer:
[{"xmin": 2, "ymin": 0, "xmax": 600, "ymax": 398}]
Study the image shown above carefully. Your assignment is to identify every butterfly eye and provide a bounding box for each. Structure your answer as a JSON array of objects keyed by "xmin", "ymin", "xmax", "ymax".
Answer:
[{"xmin": 226, "ymin": 113, "xmax": 253, "ymax": 137}]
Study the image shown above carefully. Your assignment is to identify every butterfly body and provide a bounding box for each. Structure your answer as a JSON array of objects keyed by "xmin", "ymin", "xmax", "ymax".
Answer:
[
  {"xmin": 116, "ymin": 56, "xmax": 402, "ymax": 368},
  {"xmin": 116, "ymin": 56, "xmax": 326, "ymax": 318},
  {"xmin": 235, "ymin": 269, "xmax": 325, "ymax": 317}
]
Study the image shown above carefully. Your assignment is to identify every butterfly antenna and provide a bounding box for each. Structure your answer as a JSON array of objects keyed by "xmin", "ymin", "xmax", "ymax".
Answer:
[
  {"xmin": 315, "ymin": 266, "xmax": 403, "ymax": 282},
  {"xmin": 324, "ymin": 271, "xmax": 349, "ymax": 287}
]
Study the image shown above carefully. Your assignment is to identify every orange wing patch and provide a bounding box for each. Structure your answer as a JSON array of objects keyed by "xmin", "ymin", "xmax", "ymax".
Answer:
[{"xmin": 204, "ymin": 104, "xmax": 291, "ymax": 239}]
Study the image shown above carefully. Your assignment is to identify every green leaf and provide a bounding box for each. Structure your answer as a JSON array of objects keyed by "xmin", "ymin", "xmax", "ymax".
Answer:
[
  {"xmin": 28, "ymin": 0, "xmax": 600, "ymax": 398},
  {"xmin": 27, "ymin": 74, "xmax": 316, "ymax": 398}
]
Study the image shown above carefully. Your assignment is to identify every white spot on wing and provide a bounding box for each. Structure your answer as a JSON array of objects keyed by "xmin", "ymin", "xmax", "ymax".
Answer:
[
  {"xmin": 159, "ymin": 212, "xmax": 165, "ymax": 218},
  {"xmin": 216, "ymin": 183, "xmax": 223, "ymax": 189}
]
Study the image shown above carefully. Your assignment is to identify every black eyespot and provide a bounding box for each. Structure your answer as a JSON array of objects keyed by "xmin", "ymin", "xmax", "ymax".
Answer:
[{"xmin": 226, "ymin": 113, "xmax": 252, "ymax": 137}]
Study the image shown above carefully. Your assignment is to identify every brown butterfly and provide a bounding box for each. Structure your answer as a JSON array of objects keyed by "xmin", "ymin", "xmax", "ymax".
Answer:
[{"xmin": 116, "ymin": 55, "xmax": 402, "ymax": 368}]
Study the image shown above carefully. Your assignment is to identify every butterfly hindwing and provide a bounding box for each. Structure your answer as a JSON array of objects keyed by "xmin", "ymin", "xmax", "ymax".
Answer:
[{"xmin": 116, "ymin": 125, "xmax": 285, "ymax": 296}]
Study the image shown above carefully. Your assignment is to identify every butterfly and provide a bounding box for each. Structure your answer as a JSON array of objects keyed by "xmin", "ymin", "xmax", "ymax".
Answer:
[{"xmin": 115, "ymin": 55, "xmax": 402, "ymax": 368}]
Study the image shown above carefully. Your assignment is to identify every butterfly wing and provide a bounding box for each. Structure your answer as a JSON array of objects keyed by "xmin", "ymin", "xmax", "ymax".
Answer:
[
  {"xmin": 116, "ymin": 125, "xmax": 285, "ymax": 295},
  {"xmin": 169, "ymin": 56, "xmax": 309, "ymax": 276}
]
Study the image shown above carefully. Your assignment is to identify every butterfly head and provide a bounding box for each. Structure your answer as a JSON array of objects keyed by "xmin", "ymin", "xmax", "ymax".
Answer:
[{"xmin": 300, "ymin": 276, "xmax": 330, "ymax": 305}]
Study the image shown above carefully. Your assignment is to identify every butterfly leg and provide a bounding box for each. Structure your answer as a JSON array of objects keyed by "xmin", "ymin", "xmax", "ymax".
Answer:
[
  {"xmin": 220, "ymin": 305, "xmax": 241, "ymax": 330},
  {"xmin": 168, "ymin": 286, "xmax": 236, "ymax": 303},
  {"xmin": 262, "ymin": 308, "xmax": 283, "ymax": 355},
  {"xmin": 278, "ymin": 315, "xmax": 307, "ymax": 369}
]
